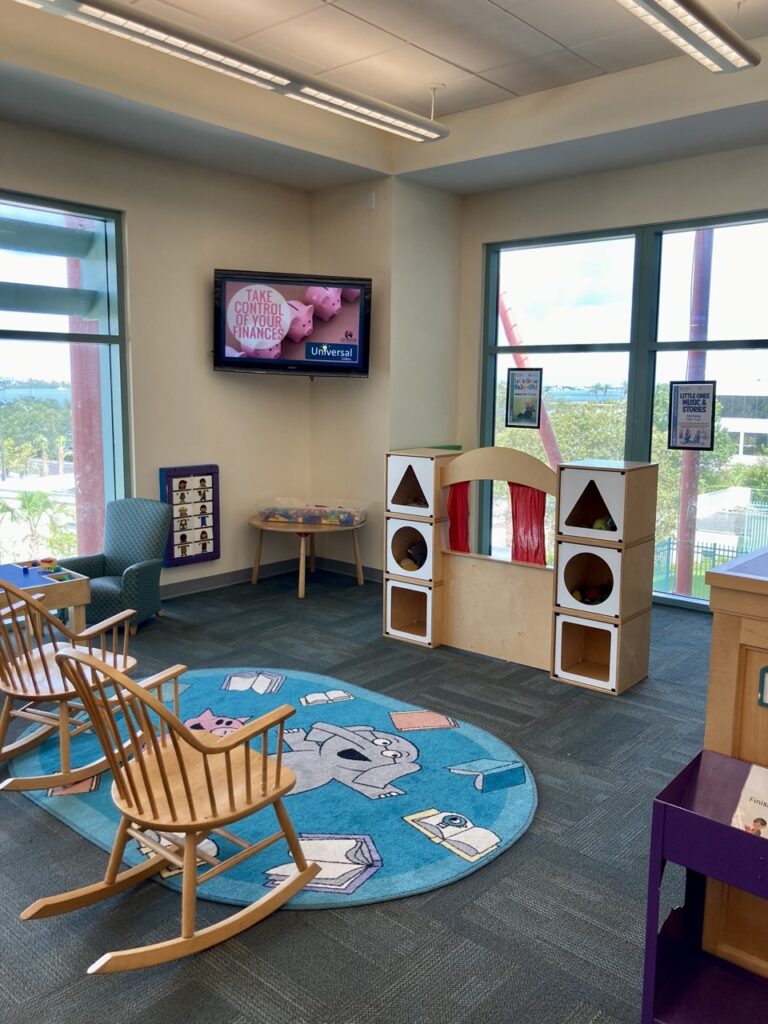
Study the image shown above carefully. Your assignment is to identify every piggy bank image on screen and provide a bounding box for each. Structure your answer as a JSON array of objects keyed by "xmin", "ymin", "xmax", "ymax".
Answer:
[
  {"xmin": 286, "ymin": 300, "xmax": 315, "ymax": 343},
  {"xmin": 304, "ymin": 286, "xmax": 342, "ymax": 322}
]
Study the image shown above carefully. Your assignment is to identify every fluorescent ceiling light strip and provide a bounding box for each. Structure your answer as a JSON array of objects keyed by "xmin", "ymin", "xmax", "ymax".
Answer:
[
  {"xmin": 11, "ymin": 0, "xmax": 447, "ymax": 141},
  {"xmin": 614, "ymin": 0, "xmax": 760, "ymax": 71},
  {"xmin": 287, "ymin": 94, "xmax": 427, "ymax": 142},
  {"xmin": 300, "ymin": 87, "xmax": 440, "ymax": 139}
]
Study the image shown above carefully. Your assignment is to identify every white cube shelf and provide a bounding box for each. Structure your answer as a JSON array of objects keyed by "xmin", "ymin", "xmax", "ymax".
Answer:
[
  {"xmin": 556, "ymin": 541, "xmax": 623, "ymax": 618},
  {"xmin": 554, "ymin": 613, "xmax": 619, "ymax": 692},
  {"xmin": 386, "ymin": 518, "xmax": 434, "ymax": 582},
  {"xmin": 558, "ymin": 461, "xmax": 658, "ymax": 545},
  {"xmin": 558, "ymin": 467, "xmax": 627, "ymax": 541},
  {"xmin": 387, "ymin": 453, "xmax": 442, "ymax": 519},
  {"xmin": 385, "ymin": 579, "xmax": 435, "ymax": 646}
]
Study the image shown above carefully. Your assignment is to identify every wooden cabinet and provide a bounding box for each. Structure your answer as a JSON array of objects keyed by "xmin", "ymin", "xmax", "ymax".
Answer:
[
  {"xmin": 701, "ymin": 548, "xmax": 768, "ymax": 977},
  {"xmin": 551, "ymin": 460, "xmax": 657, "ymax": 694}
]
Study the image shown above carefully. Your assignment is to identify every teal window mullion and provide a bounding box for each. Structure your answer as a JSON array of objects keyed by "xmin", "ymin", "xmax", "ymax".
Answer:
[{"xmin": 625, "ymin": 225, "xmax": 662, "ymax": 462}]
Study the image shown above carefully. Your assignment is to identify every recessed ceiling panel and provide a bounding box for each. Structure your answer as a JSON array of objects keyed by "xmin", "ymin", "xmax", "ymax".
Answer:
[
  {"xmin": 131, "ymin": 0, "xmax": 325, "ymax": 43},
  {"xmin": 319, "ymin": 44, "xmax": 471, "ymax": 114},
  {"xmin": 417, "ymin": 8, "xmax": 562, "ymax": 73},
  {"xmin": 573, "ymin": 27, "xmax": 680, "ymax": 74},
  {"xmin": 483, "ymin": 50, "xmax": 604, "ymax": 95},
  {"xmin": 506, "ymin": 0, "xmax": 640, "ymax": 46},
  {"xmin": 330, "ymin": 0, "xmax": 500, "ymax": 43},
  {"xmin": 248, "ymin": 5, "xmax": 402, "ymax": 71},
  {"xmin": 432, "ymin": 75, "xmax": 517, "ymax": 115}
]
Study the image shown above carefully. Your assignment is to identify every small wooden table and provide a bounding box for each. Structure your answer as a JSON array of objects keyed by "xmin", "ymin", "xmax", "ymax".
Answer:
[
  {"xmin": 0, "ymin": 561, "xmax": 91, "ymax": 632},
  {"xmin": 249, "ymin": 518, "xmax": 365, "ymax": 599}
]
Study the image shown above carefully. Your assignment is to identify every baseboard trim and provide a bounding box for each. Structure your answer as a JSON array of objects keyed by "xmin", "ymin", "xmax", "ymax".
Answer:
[{"xmin": 160, "ymin": 558, "xmax": 381, "ymax": 599}]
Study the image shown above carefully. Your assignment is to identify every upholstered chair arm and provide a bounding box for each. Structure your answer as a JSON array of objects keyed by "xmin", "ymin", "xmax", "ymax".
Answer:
[
  {"xmin": 59, "ymin": 553, "xmax": 107, "ymax": 578},
  {"xmin": 121, "ymin": 559, "xmax": 164, "ymax": 619}
]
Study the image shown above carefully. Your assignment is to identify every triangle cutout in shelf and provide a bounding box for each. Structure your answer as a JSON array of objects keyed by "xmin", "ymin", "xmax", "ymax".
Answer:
[
  {"xmin": 565, "ymin": 479, "xmax": 617, "ymax": 532},
  {"xmin": 392, "ymin": 464, "xmax": 429, "ymax": 510}
]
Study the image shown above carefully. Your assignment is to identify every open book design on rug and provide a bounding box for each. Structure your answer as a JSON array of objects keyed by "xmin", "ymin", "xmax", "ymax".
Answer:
[
  {"xmin": 299, "ymin": 689, "xmax": 354, "ymax": 707},
  {"xmin": 448, "ymin": 758, "xmax": 526, "ymax": 792},
  {"xmin": 265, "ymin": 833, "xmax": 382, "ymax": 894},
  {"xmin": 221, "ymin": 670, "xmax": 285, "ymax": 694},
  {"xmin": 405, "ymin": 809, "xmax": 501, "ymax": 862},
  {"xmin": 731, "ymin": 764, "xmax": 768, "ymax": 838}
]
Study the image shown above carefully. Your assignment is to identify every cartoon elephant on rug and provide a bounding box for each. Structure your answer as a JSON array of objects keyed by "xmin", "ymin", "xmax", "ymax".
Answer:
[{"xmin": 282, "ymin": 722, "xmax": 421, "ymax": 799}]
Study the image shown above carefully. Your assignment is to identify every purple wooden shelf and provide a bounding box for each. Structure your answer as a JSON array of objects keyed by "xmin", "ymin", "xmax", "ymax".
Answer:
[
  {"xmin": 642, "ymin": 750, "xmax": 768, "ymax": 1024},
  {"xmin": 652, "ymin": 910, "xmax": 768, "ymax": 1023}
]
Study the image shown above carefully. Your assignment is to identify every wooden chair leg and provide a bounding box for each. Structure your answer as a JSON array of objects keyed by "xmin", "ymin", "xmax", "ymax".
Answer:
[
  {"xmin": 58, "ymin": 699, "xmax": 71, "ymax": 774},
  {"xmin": 0, "ymin": 696, "xmax": 12, "ymax": 752},
  {"xmin": 273, "ymin": 798, "xmax": 308, "ymax": 871},
  {"xmin": 181, "ymin": 833, "xmax": 198, "ymax": 939}
]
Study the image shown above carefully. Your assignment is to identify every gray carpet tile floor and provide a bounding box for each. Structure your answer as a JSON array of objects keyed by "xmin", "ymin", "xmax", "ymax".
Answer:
[{"xmin": 0, "ymin": 572, "xmax": 713, "ymax": 1024}]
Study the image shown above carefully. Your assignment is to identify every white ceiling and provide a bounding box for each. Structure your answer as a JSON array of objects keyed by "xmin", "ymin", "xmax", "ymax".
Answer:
[
  {"xmin": 1, "ymin": 0, "xmax": 768, "ymax": 192},
  {"xmin": 100, "ymin": 0, "xmax": 768, "ymax": 117}
]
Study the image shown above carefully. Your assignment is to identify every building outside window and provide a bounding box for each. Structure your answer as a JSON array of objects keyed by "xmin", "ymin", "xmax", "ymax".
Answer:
[
  {"xmin": 482, "ymin": 215, "xmax": 768, "ymax": 605},
  {"xmin": 0, "ymin": 193, "xmax": 127, "ymax": 563}
]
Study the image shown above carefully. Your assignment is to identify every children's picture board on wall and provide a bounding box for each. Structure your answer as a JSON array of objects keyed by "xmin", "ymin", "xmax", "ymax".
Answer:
[
  {"xmin": 159, "ymin": 463, "xmax": 220, "ymax": 567},
  {"xmin": 505, "ymin": 368, "xmax": 542, "ymax": 429},
  {"xmin": 667, "ymin": 381, "xmax": 716, "ymax": 451}
]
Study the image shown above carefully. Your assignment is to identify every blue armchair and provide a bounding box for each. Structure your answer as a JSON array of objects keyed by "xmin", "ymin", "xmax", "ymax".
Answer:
[{"xmin": 60, "ymin": 498, "xmax": 172, "ymax": 634}]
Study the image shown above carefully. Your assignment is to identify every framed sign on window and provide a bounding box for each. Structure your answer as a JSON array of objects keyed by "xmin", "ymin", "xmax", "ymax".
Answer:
[
  {"xmin": 159, "ymin": 463, "xmax": 220, "ymax": 567},
  {"xmin": 667, "ymin": 381, "xmax": 716, "ymax": 451},
  {"xmin": 505, "ymin": 368, "xmax": 542, "ymax": 429}
]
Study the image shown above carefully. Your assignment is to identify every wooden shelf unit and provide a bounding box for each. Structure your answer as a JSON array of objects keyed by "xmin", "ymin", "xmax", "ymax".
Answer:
[
  {"xmin": 701, "ymin": 547, "xmax": 768, "ymax": 977},
  {"xmin": 551, "ymin": 460, "xmax": 657, "ymax": 694},
  {"xmin": 383, "ymin": 449, "xmax": 456, "ymax": 648}
]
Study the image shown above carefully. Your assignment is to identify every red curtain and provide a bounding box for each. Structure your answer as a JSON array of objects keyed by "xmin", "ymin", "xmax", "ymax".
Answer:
[
  {"xmin": 447, "ymin": 481, "xmax": 470, "ymax": 553},
  {"xmin": 509, "ymin": 483, "xmax": 546, "ymax": 565}
]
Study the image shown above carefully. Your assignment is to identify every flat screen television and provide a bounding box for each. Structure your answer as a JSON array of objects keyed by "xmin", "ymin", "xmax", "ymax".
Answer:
[{"xmin": 213, "ymin": 269, "xmax": 372, "ymax": 378}]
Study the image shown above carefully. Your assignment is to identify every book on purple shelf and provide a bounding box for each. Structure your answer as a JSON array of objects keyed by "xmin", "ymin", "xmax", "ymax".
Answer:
[{"xmin": 731, "ymin": 764, "xmax": 768, "ymax": 838}]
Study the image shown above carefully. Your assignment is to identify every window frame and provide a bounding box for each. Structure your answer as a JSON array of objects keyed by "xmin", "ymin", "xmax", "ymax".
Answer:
[
  {"xmin": 481, "ymin": 208, "xmax": 768, "ymax": 609},
  {"xmin": 0, "ymin": 188, "xmax": 130, "ymax": 501}
]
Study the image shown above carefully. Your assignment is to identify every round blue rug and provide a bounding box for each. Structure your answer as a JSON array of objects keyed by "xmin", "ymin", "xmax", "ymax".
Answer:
[{"xmin": 12, "ymin": 668, "xmax": 537, "ymax": 908}]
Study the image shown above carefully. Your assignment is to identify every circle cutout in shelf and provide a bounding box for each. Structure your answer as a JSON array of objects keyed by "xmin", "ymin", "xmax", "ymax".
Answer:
[
  {"xmin": 391, "ymin": 525, "xmax": 428, "ymax": 573},
  {"xmin": 563, "ymin": 551, "xmax": 614, "ymax": 606}
]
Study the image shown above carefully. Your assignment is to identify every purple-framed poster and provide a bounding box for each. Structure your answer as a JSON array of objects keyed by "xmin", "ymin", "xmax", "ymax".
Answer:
[{"xmin": 159, "ymin": 463, "xmax": 220, "ymax": 567}]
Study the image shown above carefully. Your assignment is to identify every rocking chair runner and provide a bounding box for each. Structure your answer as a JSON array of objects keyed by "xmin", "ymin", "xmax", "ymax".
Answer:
[
  {"xmin": 0, "ymin": 579, "xmax": 137, "ymax": 792},
  {"xmin": 22, "ymin": 649, "xmax": 320, "ymax": 973}
]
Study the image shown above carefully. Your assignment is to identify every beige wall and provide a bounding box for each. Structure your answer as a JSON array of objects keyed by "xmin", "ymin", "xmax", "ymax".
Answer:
[
  {"xmin": 0, "ymin": 117, "xmax": 314, "ymax": 583},
  {"xmin": 457, "ymin": 144, "xmax": 768, "ymax": 446},
  {"xmin": 389, "ymin": 179, "xmax": 460, "ymax": 450},
  {"xmin": 307, "ymin": 178, "xmax": 394, "ymax": 570}
]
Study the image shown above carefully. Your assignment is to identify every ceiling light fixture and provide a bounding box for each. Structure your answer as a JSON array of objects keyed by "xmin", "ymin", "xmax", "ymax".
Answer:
[
  {"xmin": 614, "ymin": 0, "xmax": 761, "ymax": 72},
  {"xmin": 10, "ymin": 0, "xmax": 448, "ymax": 141}
]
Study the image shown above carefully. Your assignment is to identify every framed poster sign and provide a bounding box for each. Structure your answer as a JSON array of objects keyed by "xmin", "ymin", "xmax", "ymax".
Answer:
[
  {"xmin": 159, "ymin": 463, "xmax": 220, "ymax": 567},
  {"xmin": 505, "ymin": 368, "xmax": 542, "ymax": 429},
  {"xmin": 667, "ymin": 381, "xmax": 716, "ymax": 451}
]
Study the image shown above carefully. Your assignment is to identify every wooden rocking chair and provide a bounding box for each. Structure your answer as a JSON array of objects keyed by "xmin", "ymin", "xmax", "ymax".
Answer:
[
  {"xmin": 0, "ymin": 579, "xmax": 137, "ymax": 791},
  {"xmin": 22, "ymin": 649, "xmax": 320, "ymax": 973}
]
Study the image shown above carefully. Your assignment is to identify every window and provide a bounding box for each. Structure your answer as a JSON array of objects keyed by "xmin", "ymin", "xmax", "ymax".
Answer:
[
  {"xmin": 483, "ymin": 213, "xmax": 768, "ymax": 605},
  {"xmin": 0, "ymin": 193, "xmax": 126, "ymax": 562}
]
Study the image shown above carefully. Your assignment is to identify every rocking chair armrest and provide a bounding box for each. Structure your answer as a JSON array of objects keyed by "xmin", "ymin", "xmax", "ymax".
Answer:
[
  {"xmin": 72, "ymin": 608, "xmax": 137, "ymax": 640},
  {"xmin": 202, "ymin": 704, "xmax": 297, "ymax": 752},
  {"xmin": 135, "ymin": 664, "xmax": 187, "ymax": 693}
]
